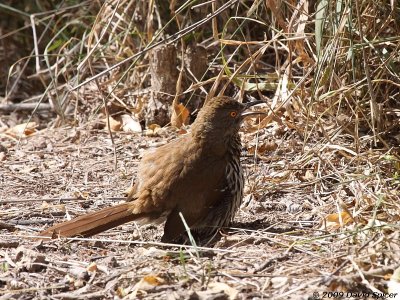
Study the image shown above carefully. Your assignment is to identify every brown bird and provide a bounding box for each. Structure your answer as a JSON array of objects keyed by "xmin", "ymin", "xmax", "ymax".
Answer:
[{"xmin": 39, "ymin": 97, "xmax": 264, "ymax": 243}]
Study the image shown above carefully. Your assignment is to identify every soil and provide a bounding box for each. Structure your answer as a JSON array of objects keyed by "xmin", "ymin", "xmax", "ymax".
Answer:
[{"xmin": 0, "ymin": 125, "xmax": 394, "ymax": 299}]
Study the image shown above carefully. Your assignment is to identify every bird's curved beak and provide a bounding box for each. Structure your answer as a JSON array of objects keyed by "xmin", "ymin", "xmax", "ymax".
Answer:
[{"xmin": 241, "ymin": 100, "xmax": 266, "ymax": 118}]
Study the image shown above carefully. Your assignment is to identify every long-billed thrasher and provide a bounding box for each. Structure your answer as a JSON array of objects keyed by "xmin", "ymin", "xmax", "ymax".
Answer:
[{"xmin": 39, "ymin": 96, "xmax": 264, "ymax": 243}]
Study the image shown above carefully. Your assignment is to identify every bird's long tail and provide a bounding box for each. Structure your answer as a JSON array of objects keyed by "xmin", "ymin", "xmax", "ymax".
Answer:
[{"xmin": 39, "ymin": 202, "xmax": 156, "ymax": 238}]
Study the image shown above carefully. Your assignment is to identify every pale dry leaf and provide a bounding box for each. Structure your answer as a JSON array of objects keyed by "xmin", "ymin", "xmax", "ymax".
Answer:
[
  {"xmin": 269, "ymin": 170, "xmax": 291, "ymax": 182},
  {"xmin": 144, "ymin": 124, "xmax": 162, "ymax": 136},
  {"xmin": 41, "ymin": 201, "xmax": 66, "ymax": 213},
  {"xmin": 301, "ymin": 170, "xmax": 315, "ymax": 181},
  {"xmin": 74, "ymin": 278, "xmax": 85, "ymax": 288},
  {"xmin": 142, "ymin": 247, "xmax": 167, "ymax": 258},
  {"xmin": 68, "ymin": 266, "xmax": 88, "ymax": 280},
  {"xmin": 293, "ymin": 0, "xmax": 313, "ymax": 65},
  {"xmin": 73, "ymin": 191, "xmax": 89, "ymax": 200},
  {"xmin": 388, "ymin": 266, "xmax": 400, "ymax": 297},
  {"xmin": 116, "ymin": 286, "xmax": 127, "ymax": 298},
  {"xmin": 206, "ymin": 282, "xmax": 239, "ymax": 300},
  {"xmin": 5, "ymin": 122, "xmax": 37, "ymax": 138},
  {"xmin": 19, "ymin": 165, "xmax": 39, "ymax": 174},
  {"xmin": 14, "ymin": 246, "xmax": 48, "ymax": 272},
  {"xmin": 130, "ymin": 275, "xmax": 165, "ymax": 298},
  {"xmin": 121, "ymin": 114, "xmax": 142, "ymax": 133},
  {"xmin": 365, "ymin": 219, "xmax": 390, "ymax": 230},
  {"xmin": 271, "ymin": 276, "xmax": 289, "ymax": 289},
  {"xmin": 41, "ymin": 201, "xmax": 50, "ymax": 210}
]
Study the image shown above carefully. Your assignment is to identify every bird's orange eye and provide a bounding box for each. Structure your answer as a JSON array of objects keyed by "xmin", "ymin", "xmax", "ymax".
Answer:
[{"xmin": 230, "ymin": 111, "xmax": 238, "ymax": 118}]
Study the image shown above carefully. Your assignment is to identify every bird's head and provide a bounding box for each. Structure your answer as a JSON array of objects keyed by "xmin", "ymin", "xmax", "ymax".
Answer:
[{"xmin": 191, "ymin": 96, "xmax": 264, "ymax": 145}]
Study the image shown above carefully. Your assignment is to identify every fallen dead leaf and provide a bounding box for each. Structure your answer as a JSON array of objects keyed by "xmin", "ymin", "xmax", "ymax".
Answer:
[
  {"xmin": 103, "ymin": 116, "xmax": 122, "ymax": 132},
  {"xmin": 271, "ymin": 276, "xmax": 289, "ymax": 289},
  {"xmin": 321, "ymin": 211, "xmax": 354, "ymax": 231},
  {"xmin": 171, "ymin": 102, "xmax": 190, "ymax": 128},
  {"xmin": 142, "ymin": 247, "xmax": 167, "ymax": 258},
  {"xmin": 14, "ymin": 246, "xmax": 48, "ymax": 272},
  {"xmin": 0, "ymin": 152, "xmax": 6, "ymax": 161},
  {"xmin": 388, "ymin": 266, "xmax": 400, "ymax": 296},
  {"xmin": 145, "ymin": 124, "xmax": 162, "ymax": 136},
  {"xmin": 248, "ymin": 141, "xmax": 278, "ymax": 155},
  {"xmin": 68, "ymin": 266, "xmax": 89, "ymax": 281},
  {"xmin": 73, "ymin": 191, "xmax": 90, "ymax": 200},
  {"xmin": 129, "ymin": 274, "xmax": 165, "ymax": 298},
  {"xmin": 41, "ymin": 201, "xmax": 66, "ymax": 213},
  {"xmin": 5, "ymin": 122, "xmax": 38, "ymax": 138},
  {"xmin": 116, "ymin": 286, "xmax": 127, "ymax": 298},
  {"xmin": 300, "ymin": 169, "xmax": 315, "ymax": 181},
  {"xmin": 269, "ymin": 170, "xmax": 291, "ymax": 182},
  {"xmin": 206, "ymin": 282, "xmax": 239, "ymax": 300},
  {"xmin": 121, "ymin": 114, "xmax": 142, "ymax": 133},
  {"xmin": 86, "ymin": 262, "xmax": 98, "ymax": 273}
]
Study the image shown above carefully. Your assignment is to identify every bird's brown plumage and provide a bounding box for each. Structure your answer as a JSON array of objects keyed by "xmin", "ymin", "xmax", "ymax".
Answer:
[{"xmin": 39, "ymin": 97, "xmax": 262, "ymax": 243}]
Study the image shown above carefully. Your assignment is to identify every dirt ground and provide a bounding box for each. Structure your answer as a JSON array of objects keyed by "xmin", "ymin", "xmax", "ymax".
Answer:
[{"xmin": 0, "ymin": 124, "xmax": 398, "ymax": 299}]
